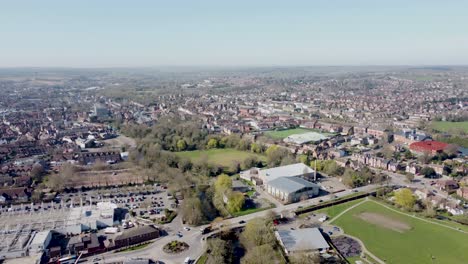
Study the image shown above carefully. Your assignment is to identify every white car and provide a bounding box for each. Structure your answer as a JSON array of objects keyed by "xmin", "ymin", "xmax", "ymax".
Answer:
[{"xmin": 183, "ymin": 226, "xmax": 190, "ymax": 231}]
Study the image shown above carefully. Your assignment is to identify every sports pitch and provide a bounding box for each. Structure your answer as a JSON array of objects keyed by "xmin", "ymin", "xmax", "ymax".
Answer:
[{"xmin": 331, "ymin": 200, "xmax": 468, "ymax": 264}]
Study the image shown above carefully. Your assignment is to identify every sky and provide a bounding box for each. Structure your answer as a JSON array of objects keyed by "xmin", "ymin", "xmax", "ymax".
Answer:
[{"xmin": 1, "ymin": 0, "xmax": 467, "ymax": 67}]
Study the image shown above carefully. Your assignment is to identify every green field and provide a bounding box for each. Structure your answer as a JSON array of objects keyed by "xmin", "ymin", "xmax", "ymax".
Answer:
[
  {"xmin": 431, "ymin": 121, "xmax": 468, "ymax": 134},
  {"xmin": 265, "ymin": 128, "xmax": 334, "ymax": 139},
  {"xmin": 331, "ymin": 200, "xmax": 468, "ymax": 264},
  {"xmin": 175, "ymin": 148, "xmax": 266, "ymax": 167},
  {"xmin": 314, "ymin": 198, "xmax": 364, "ymax": 219}
]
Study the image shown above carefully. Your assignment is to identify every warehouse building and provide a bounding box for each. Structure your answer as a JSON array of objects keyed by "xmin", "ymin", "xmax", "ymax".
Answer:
[
  {"xmin": 266, "ymin": 176, "xmax": 319, "ymax": 203},
  {"xmin": 259, "ymin": 163, "xmax": 316, "ymax": 184}
]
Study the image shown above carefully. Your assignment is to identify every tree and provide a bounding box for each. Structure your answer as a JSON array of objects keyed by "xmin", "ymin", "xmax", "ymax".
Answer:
[
  {"xmin": 214, "ymin": 174, "xmax": 232, "ymax": 193},
  {"xmin": 206, "ymin": 138, "xmax": 219, "ymax": 149},
  {"xmin": 181, "ymin": 196, "xmax": 204, "ymax": 225},
  {"xmin": 420, "ymin": 167, "xmax": 436, "ymax": 178},
  {"xmin": 227, "ymin": 191, "xmax": 245, "ymax": 213},
  {"xmin": 290, "ymin": 252, "xmax": 321, "ymax": 264},
  {"xmin": 207, "ymin": 238, "xmax": 231, "ymax": 264},
  {"xmin": 394, "ymin": 188, "xmax": 416, "ymax": 209},
  {"xmin": 176, "ymin": 139, "xmax": 187, "ymax": 151},
  {"xmin": 444, "ymin": 144, "xmax": 459, "ymax": 157},
  {"xmin": 250, "ymin": 143, "xmax": 263, "ymax": 153},
  {"xmin": 229, "ymin": 160, "xmax": 241, "ymax": 174},
  {"xmin": 240, "ymin": 218, "xmax": 275, "ymax": 248},
  {"xmin": 241, "ymin": 244, "xmax": 277, "ymax": 264},
  {"xmin": 265, "ymin": 145, "xmax": 290, "ymax": 166},
  {"xmin": 405, "ymin": 173, "xmax": 415, "ymax": 183},
  {"xmin": 30, "ymin": 163, "xmax": 44, "ymax": 181},
  {"xmin": 418, "ymin": 152, "xmax": 432, "ymax": 164},
  {"xmin": 243, "ymin": 156, "xmax": 260, "ymax": 169}
]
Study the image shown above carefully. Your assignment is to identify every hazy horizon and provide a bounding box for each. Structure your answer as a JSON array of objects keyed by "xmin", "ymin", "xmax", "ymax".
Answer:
[{"xmin": 2, "ymin": 0, "xmax": 468, "ymax": 67}]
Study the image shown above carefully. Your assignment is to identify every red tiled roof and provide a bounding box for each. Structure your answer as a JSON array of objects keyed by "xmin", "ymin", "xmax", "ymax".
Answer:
[{"xmin": 409, "ymin": 141, "xmax": 448, "ymax": 152}]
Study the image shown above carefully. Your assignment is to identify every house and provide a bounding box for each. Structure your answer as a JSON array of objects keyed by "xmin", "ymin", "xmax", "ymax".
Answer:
[
  {"xmin": 406, "ymin": 163, "xmax": 420, "ymax": 175},
  {"xmin": 456, "ymin": 187, "xmax": 468, "ymax": 199},
  {"xmin": 436, "ymin": 180, "xmax": 459, "ymax": 192},
  {"xmin": 0, "ymin": 187, "xmax": 31, "ymax": 202},
  {"xmin": 275, "ymin": 228, "xmax": 329, "ymax": 254}
]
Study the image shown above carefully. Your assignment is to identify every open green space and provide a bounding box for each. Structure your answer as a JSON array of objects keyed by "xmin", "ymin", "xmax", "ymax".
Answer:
[
  {"xmin": 332, "ymin": 200, "xmax": 468, "ymax": 264},
  {"xmin": 431, "ymin": 121, "xmax": 468, "ymax": 134},
  {"xmin": 175, "ymin": 148, "xmax": 266, "ymax": 167},
  {"xmin": 264, "ymin": 128, "xmax": 315, "ymax": 139},
  {"xmin": 313, "ymin": 198, "xmax": 364, "ymax": 219}
]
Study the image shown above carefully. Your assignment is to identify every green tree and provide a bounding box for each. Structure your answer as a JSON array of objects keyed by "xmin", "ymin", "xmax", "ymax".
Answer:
[
  {"xmin": 207, "ymin": 138, "xmax": 219, "ymax": 149},
  {"xmin": 176, "ymin": 139, "xmax": 187, "ymax": 151},
  {"xmin": 250, "ymin": 143, "xmax": 263, "ymax": 153},
  {"xmin": 421, "ymin": 167, "xmax": 436, "ymax": 178},
  {"xmin": 227, "ymin": 191, "xmax": 245, "ymax": 213},
  {"xmin": 215, "ymin": 174, "xmax": 232, "ymax": 193},
  {"xmin": 395, "ymin": 188, "xmax": 416, "ymax": 209},
  {"xmin": 240, "ymin": 218, "xmax": 275, "ymax": 248}
]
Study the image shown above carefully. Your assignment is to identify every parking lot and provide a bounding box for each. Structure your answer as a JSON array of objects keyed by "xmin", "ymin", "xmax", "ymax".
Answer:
[{"xmin": 0, "ymin": 184, "xmax": 177, "ymax": 217}]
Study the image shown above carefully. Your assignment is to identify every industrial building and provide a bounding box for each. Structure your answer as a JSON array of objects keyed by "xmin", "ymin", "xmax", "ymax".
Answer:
[
  {"xmin": 275, "ymin": 228, "xmax": 329, "ymax": 254},
  {"xmin": 259, "ymin": 163, "xmax": 316, "ymax": 184},
  {"xmin": 0, "ymin": 202, "xmax": 117, "ymax": 261},
  {"xmin": 266, "ymin": 176, "xmax": 319, "ymax": 203}
]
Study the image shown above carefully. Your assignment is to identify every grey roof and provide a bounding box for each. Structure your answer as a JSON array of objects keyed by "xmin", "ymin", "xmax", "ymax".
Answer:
[
  {"xmin": 260, "ymin": 163, "xmax": 314, "ymax": 182},
  {"xmin": 276, "ymin": 228, "xmax": 329, "ymax": 253},
  {"xmin": 267, "ymin": 176, "xmax": 318, "ymax": 194}
]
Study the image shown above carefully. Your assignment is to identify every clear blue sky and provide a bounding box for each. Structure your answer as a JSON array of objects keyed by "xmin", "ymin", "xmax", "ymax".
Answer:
[{"xmin": 1, "ymin": 0, "xmax": 467, "ymax": 67}]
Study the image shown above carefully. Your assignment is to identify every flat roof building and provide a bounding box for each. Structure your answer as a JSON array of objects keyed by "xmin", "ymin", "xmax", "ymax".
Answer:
[
  {"xmin": 259, "ymin": 163, "xmax": 315, "ymax": 184},
  {"xmin": 266, "ymin": 176, "xmax": 319, "ymax": 203},
  {"xmin": 275, "ymin": 228, "xmax": 329, "ymax": 254}
]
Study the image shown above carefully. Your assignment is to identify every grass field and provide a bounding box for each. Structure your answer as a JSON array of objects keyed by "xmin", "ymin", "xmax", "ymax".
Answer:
[
  {"xmin": 175, "ymin": 148, "xmax": 266, "ymax": 167},
  {"xmin": 431, "ymin": 121, "xmax": 468, "ymax": 133},
  {"xmin": 264, "ymin": 128, "xmax": 314, "ymax": 139},
  {"xmin": 332, "ymin": 200, "xmax": 468, "ymax": 264},
  {"xmin": 313, "ymin": 198, "xmax": 364, "ymax": 219}
]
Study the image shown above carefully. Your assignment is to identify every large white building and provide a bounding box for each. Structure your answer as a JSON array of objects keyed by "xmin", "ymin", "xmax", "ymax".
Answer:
[
  {"xmin": 259, "ymin": 163, "xmax": 315, "ymax": 184},
  {"xmin": 266, "ymin": 176, "xmax": 319, "ymax": 203},
  {"xmin": 241, "ymin": 163, "xmax": 320, "ymax": 204}
]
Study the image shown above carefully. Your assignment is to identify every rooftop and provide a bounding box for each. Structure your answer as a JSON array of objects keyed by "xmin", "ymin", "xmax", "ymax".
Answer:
[
  {"xmin": 267, "ymin": 176, "xmax": 318, "ymax": 194},
  {"xmin": 260, "ymin": 163, "xmax": 314, "ymax": 182},
  {"xmin": 275, "ymin": 228, "xmax": 329, "ymax": 253}
]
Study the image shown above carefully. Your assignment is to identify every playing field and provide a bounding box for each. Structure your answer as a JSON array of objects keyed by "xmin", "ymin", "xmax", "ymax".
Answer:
[
  {"xmin": 431, "ymin": 121, "xmax": 468, "ymax": 133},
  {"xmin": 331, "ymin": 200, "xmax": 468, "ymax": 264},
  {"xmin": 175, "ymin": 148, "xmax": 266, "ymax": 167},
  {"xmin": 265, "ymin": 128, "xmax": 332, "ymax": 139}
]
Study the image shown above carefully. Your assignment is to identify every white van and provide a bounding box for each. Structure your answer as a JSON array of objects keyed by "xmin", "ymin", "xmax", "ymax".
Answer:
[{"xmin": 184, "ymin": 257, "xmax": 191, "ymax": 264}]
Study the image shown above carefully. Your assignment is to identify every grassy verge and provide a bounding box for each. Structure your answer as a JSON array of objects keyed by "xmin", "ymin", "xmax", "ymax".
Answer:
[
  {"xmin": 231, "ymin": 203, "xmax": 276, "ymax": 217},
  {"xmin": 117, "ymin": 242, "xmax": 151, "ymax": 252},
  {"xmin": 196, "ymin": 253, "xmax": 208, "ymax": 264}
]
